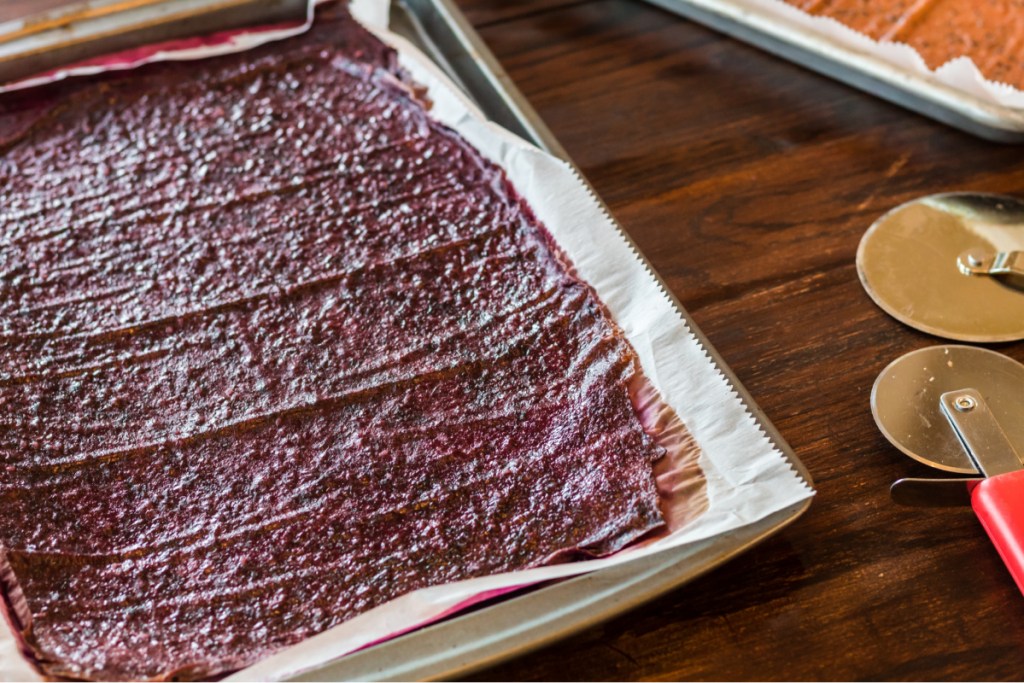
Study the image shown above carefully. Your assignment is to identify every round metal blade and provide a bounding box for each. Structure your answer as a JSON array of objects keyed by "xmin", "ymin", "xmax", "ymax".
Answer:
[
  {"xmin": 857, "ymin": 192, "xmax": 1024, "ymax": 342},
  {"xmin": 871, "ymin": 345, "xmax": 1024, "ymax": 474}
]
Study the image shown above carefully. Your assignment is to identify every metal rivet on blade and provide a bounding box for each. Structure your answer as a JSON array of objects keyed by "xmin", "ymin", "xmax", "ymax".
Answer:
[{"xmin": 954, "ymin": 395, "xmax": 977, "ymax": 412}]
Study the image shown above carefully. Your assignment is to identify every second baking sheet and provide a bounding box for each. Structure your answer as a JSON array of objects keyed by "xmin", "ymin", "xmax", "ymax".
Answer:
[{"xmin": 644, "ymin": 0, "xmax": 1024, "ymax": 141}]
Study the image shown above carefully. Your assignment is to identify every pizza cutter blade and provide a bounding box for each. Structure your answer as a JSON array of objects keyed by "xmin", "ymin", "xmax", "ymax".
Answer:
[
  {"xmin": 872, "ymin": 345, "xmax": 1024, "ymax": 474},
  {"xmin": 857, "ymin": 192, "xmax": 1024, "ymax": 342},
  {"xmin": 872, "ymin": 345, "xmax": 1024, "ymax": 593}
]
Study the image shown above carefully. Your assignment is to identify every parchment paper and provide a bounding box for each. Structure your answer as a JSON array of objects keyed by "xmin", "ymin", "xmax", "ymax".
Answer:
[{"xmin": 0, "ymin": 2, "xmax": 813, "ymax": 680}]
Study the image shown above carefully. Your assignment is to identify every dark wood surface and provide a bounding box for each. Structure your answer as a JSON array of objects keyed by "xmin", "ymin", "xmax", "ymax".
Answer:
[
  {"xmin": 450, "ymin": 1, "xmax": 1024, "ymax": 681},
  {"xmin": 2, "ymin": 1, "xmax": 1023, "ymax": 680}
]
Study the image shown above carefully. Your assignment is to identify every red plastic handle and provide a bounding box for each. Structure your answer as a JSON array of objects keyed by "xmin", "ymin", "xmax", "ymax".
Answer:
[{"xmin": 972, "ymin": 469, "xmax": 1024, "ymax": 595}]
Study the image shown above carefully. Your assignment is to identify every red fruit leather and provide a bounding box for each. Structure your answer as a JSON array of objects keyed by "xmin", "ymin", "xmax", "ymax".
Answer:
[{"xmin": 971, "ymin": 470, "xmax": 1024, "ymax": 595}]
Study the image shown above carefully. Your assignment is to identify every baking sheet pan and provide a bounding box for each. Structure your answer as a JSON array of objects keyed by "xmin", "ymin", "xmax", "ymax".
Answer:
[
  {"xmin": 641, "ymin": 0, "xmax": 1024, "ymax": 143},
  {"xmin": 282, "ymin": 0, "xmax": 813, "ymax": 679},
  {"xmin": 0, "ymin": 1, "xmax": 812, "ymax": 679}
]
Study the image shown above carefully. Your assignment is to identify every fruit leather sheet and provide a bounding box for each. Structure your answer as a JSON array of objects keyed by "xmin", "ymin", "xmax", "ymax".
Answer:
[
  {"xmin": 788, "ymin": 0, "xmax": 1024, "ymax": 89},
  {"xmin": 0, "ymin": 1, "xmax": 813, "ymax": 680}
]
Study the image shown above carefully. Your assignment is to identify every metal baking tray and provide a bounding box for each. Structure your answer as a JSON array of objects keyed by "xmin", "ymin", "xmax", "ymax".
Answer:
[
  {"xmin": 641, "ymin": 0, "xmax": 1024, "ymax": 143},
  {"xmin": 0, "ymin": 1, "xmax": 812, "ymax": 679},
  {"xmin": 289, "ymin": 0, "xmax": 813, "ymax": 679}
]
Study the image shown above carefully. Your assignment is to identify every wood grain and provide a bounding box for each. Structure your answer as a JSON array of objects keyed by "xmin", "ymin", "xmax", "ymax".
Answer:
[
  {"xmin": 451, "ymin": 0, "xmax": 587, "ymax": 26},
  {"xmin": 455, "ymin": 0, "xmax": 1024, "ymax": 680}
]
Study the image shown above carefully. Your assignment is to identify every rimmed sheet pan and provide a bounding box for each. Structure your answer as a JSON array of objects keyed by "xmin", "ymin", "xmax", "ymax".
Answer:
[
  {"xmin": 642, "ymin": 0, "xmax": 1024, "ymax": 143},
  {"xmin": 0, "ymin": 1, "xmax": 814, "ymax": 679}
]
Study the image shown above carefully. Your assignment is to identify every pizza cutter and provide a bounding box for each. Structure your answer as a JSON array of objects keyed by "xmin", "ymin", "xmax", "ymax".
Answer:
[
  {"xmin": 872, "ymin": 345, "xmax": 1024, "ymax": 593},
  {"xmin": 857, "ymin": 192, "xmax": 1024, "ymax": 342}
]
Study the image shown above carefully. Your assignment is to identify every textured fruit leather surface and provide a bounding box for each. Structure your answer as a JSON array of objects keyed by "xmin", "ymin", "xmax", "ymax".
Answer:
[
  {"xmin": 784, "ymin": 0, "xmax": 1024, "ymax": 89},
  {"xmin": 0, "ymin": 5, "xmax": 707, "ymax": 680}
]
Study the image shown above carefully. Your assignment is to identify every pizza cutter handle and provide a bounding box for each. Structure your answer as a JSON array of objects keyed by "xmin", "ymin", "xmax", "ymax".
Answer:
[{"xmin": 972, "ymin": 470, "xmax": 1024, "ymax": 595}]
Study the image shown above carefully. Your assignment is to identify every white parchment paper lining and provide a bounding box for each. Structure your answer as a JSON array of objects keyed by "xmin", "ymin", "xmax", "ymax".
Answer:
[{"xmin": 0, "ymin": 2, "xmax": 813, "ymax": 680}]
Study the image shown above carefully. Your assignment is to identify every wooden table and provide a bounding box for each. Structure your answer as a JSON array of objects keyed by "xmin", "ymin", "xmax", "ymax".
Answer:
[
  {"xmin": 450, "ymin": 1, "xmax": 1024, "ymax": 680},
  {"xmin": 1, "ymin": 1, "xmax": 1022, "ymax": 680}
]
